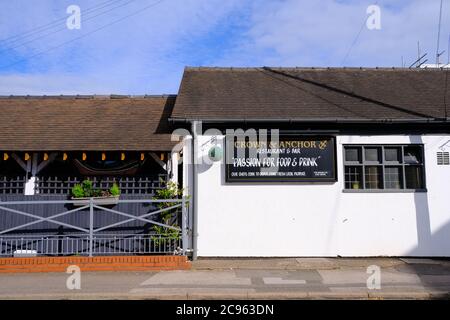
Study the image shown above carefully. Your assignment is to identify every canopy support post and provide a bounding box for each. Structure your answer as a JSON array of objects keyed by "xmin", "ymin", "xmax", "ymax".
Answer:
[
  {"xmin": 11, "ymin": 152, "xmax": 58, "ymax": 195},
  {"xmin": 24, "ymin": 154, "xmax": 35, "ymax": 195}
]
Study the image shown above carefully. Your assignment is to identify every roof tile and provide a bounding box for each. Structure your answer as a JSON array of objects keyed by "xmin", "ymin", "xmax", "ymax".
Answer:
[{"xmin": 0, "ymin": 96, "xmax": 176, "ymax": 151}]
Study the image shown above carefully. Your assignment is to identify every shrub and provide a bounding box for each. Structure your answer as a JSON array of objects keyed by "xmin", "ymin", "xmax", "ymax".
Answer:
[
  {"xmin": 71, "ymin": 179, "xmax": 120, "ymax": 198},
  {"xmin": 151, "ymin": 181, "xmax": 189, "ymax": 245},
  {"xmin": 81, "ymin": 180, "xmax": 94, "ymax": 197},
  {"xmin": 110, "ymin": 183, "xmax": 120, "ymax": 196},
  {"xmin": 71, "ymin": 184, "xmax": 85, "ymax": 198},
  {"xmin": 153, "ymin": 180, "xmax": 184, "ymax": 220}
]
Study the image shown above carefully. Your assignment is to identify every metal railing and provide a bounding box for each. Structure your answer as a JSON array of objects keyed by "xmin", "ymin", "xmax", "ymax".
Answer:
[
  {"xmin": 0, "ymin": 234, "xmax": 182, "ymax": 256},
  {"xmin": 0, "ymin": 176, "xmax": 26, "ymax": 194},
  {"xmin": 0, "ymin": 198, "xmax": 189, "ymax": 257},
  {"xmin": 35, "ymin": 175, "xmax": 168, "ymax": 195}
]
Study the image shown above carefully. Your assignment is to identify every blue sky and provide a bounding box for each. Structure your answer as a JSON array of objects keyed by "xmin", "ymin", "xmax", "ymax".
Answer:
[{"xmin": 0, "ymin": 0, "xmax": 448, "ymax": 94}]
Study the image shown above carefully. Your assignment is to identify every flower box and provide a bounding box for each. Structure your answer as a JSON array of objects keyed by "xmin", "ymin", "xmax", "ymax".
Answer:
[{"xmin": 71, "ymin": 196, "xmax": 120, "ymax": 206}]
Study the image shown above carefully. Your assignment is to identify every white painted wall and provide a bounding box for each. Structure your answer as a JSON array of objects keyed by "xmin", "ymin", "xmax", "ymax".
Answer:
[
  {"xmin": 188, "ymin": 134, "xmax": 450, "ymax": 257},
  {"xmin": 169, "ymin": 152, "xmax": 179, "ymax": 184}
]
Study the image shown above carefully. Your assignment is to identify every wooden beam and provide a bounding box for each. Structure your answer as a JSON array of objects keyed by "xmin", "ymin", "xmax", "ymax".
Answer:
[
  {"xmin": 31, "ymin": 153, "xmax": 38, "ymax": 175},
  {"xmin": 11, "ymin": 153, "xmax": 27, "ymax": 172},
  {"xmin": 36, "ymin": 153, "xmax": 57, "ymax": 175},
  {"xmin": 149, "ymin": 152, "xmax": 167, "ymax": 171}
]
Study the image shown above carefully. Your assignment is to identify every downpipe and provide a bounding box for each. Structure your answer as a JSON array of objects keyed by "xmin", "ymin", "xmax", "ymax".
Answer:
[{"xmin": 190, "ymin": 121, "xmax": 199, "ymax": 260}]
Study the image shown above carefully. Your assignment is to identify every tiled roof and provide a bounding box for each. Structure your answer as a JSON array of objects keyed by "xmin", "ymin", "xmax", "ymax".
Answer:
[
  {"xmin": 0, "ymin": 95, "xmax": 176, "ymax": 151},
  {"xmin": 171, "ymin": 67, "xmax": 450, "ymax": 122}
]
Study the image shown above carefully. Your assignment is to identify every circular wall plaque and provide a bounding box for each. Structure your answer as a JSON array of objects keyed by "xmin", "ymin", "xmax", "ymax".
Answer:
[{"xmin": 208, "ymin": 146, "xmax": 223, "ymax": 162}]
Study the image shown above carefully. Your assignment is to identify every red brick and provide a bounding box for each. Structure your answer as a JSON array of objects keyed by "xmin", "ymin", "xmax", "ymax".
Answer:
[{"xmin": 0, "ymin": 256, "xmax": 190, "ymax": 273}]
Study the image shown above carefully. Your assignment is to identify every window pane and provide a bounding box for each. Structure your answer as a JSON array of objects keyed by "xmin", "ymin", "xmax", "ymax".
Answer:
[
  {"xmin": 364, "ymin": 166, "xmax": 383, "ymax": 189},
  {"xmin": 404, "ymin": 146, "xmax": 422, "ymax": 164},
  {"xmin": 384, "ymin": 166, "xmax": 403, "ymax": 189},
  {"xmin": 384, "ymin": 147, "xmax": 401, "ymax": 162},
  {"xmin": 364, "ymin": 147, "xmax": 381, "ymax": 162},
  {"xmin": 345, "ymin": 166, "xmax": 363, "ymax": 189},
  {"xmin": 405, "ymin": 166, "xmax": 424, "ymax": 189},
  {"xmin": 345, "ymin": 147, "xmax": 361, "ymax": 163}
]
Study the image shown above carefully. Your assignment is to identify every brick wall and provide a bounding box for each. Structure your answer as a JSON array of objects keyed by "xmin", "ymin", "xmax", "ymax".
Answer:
[{"xmin": 0, "ymin": 255, "xmax": 191, "ymax": 273}]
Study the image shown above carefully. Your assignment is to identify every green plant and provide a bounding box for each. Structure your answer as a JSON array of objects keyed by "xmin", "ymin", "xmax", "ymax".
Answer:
[
  {"xmin": 109, "ymin": 183, "xmax": 120, "ymax": 196},
  {"xmin": 71, "ymin": 179, "xmax": 120, "ymax": 198},
  {"xmin": 151, "ymin": 225, "xmax": 181, "ymax": 246},
  {"xmin": 150, "ymin": 181, "xmax": 188, "ymax": 245},
  {"xmin": 153, "ymin": 180, "xmax": 184, "ymax": 220},
  {"xmin": 81, "ymin": 180, "xmax": 93, "ymax": 193},
  {"xmin": 80, "ymin": 180, "xmax": 92, "ymax": 197},
  {"xmin": 71, "ymin": 184, "xmax": 85, "ymax": 198}
]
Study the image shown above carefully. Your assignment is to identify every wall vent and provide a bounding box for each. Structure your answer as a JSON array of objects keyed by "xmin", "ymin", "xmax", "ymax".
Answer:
[{"xmin": 437, "ymin": 152, "xmax": 450, "ymax": 165}]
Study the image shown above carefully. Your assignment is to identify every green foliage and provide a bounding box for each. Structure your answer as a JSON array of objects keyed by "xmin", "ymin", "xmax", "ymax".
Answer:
[
  {"xmin": 150, "ymin": 181, "xmax": 188, "ymax": 244},
  {"xmin": 71, "ymin": 184, "xmax": 85, "ymax": 198},
  {"xmin": 151, "ymin": 225, "xmax": 181, "ymax": 246},
  {"xmin": 80, "ymin": 179, "xmax": 101, "ymax": 197},
  {"xmin": 82, "ymin": 180, "xmax": 93, "ymax": 192},
  {"xmin": 71, "ymin": 179, "xmax": 120, "ymax": 198},
  {"xmin": 109, "ymin": 183, "xmax": 121, "ymax": 196},
  {"xmin": 153, "ymin": 180, "xmax": 185, "ymax": 220}
]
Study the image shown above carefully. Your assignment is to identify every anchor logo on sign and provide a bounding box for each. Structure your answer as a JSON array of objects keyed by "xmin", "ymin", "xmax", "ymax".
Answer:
[{"xmin": 318, "ymin": 140, "xmax": 328, "ymax": 150}]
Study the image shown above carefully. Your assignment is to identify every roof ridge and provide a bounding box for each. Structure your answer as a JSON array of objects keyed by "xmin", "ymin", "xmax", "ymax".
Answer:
[
  {"xmin": 0, "ymin": 94, "xmax": 177, "ymax": 100},
  {"xmin": 184, "ymin": 66, "xmax": 448, "ymax": 72}
]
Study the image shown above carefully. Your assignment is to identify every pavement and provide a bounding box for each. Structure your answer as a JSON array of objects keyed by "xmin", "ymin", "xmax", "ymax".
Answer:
[{"xmin": 1, "ymin": 257, "xmax": 450, "ymax": 299}]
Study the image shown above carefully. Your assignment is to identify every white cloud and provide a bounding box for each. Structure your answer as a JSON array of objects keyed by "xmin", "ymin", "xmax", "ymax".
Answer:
[
  {"xmin": 215, "ymin": 0, "xmax": 450, "ymax": 68},
  {"xmin": 0, "ymin": 0, "xmax": 244, "ymax": 94},
  {"xmin": 0, "ymin": 0, "xmax": 448, "ymax": 94},
  {"xmin": 0, "ymin": 73, "xmax": 125, "ymax": 95}
]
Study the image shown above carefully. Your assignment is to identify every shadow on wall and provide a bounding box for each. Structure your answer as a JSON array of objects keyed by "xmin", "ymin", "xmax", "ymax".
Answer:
[
  {"xmin": 401, "ymin": 141, "xmax": 450, "ymax": 293},
  {"xmin": 407, "ymin": 219, "xmax": 450, "ymax": 256},
  {"xmin": 407, "ymin": 136, "xmax": 445, "ymax": 256}
]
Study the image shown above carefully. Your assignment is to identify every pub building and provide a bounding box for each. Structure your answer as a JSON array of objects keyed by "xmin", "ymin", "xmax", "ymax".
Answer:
[{"xmin": 1, "ymin": 67, "xmax": 450, "ymax": 259}]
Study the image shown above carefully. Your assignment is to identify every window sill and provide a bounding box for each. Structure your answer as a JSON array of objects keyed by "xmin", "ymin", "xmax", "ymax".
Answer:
[{"xmin": 343, "ymin": 189, "xmax": 427, "ymax": 193}]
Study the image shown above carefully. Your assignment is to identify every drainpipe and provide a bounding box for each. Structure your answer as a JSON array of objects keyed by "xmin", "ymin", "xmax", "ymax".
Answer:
[{"xmin": 191, "ymin": 121, "xmax": 199, "ymax": 260}]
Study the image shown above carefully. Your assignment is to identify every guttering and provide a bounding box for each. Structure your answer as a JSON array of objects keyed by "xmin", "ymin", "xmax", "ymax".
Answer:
[{"xmin": 170, "ymin": 117, "xmax": 450, "ymax": 124}]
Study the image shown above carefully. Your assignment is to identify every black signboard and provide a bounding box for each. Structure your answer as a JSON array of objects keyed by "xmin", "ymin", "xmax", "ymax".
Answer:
[{"xmin": 225, "ymin": 135, "xmax": 336, "ymax": 183}]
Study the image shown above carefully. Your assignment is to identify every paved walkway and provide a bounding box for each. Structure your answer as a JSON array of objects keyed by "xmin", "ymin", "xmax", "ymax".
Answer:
[{"xmin": 0, "ymin": 258, "xmax": 450, "ymax": 299}]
